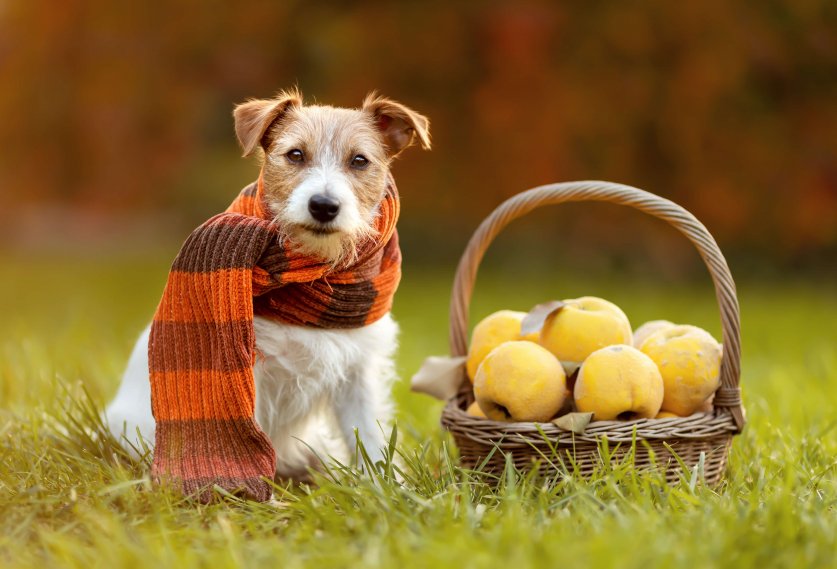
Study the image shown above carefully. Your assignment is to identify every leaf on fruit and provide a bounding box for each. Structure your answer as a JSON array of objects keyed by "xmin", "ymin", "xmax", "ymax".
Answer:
[
  {"xmin": 410, "ymin": 355, "xmax": 467, "ymax": 400},
  {"xmin": 552, "ymin": 412, "xmax": 594, "ymax": 434},
  {"xmin": 561, "ymin": 360, "xmax": 581, "ymax": 377},
  {"xmin": 521, "ymin": 300, "xmax": 566, "ymax": 336}
]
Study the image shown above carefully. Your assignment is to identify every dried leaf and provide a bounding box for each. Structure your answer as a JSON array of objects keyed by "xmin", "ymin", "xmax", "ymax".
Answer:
[
  {"xmin": 410, "ymin": 355, "xmax": 467, "ymax": 400},
  {"xmin": 520, "ymin": 300, "xmax": 566, "ymax": 336},
  {"xmin": 561, "ymin": 360, "xmax": 581, "ymax": 377},
  {"xmin": 551, "ymin": 412, "xmax": 594, "ymax": 434}
]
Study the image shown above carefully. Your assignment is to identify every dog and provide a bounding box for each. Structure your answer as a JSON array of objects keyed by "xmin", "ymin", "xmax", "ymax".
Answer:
[{"xmin": 106, "ymin": 89, "xmax": 430, "ymax": 484}]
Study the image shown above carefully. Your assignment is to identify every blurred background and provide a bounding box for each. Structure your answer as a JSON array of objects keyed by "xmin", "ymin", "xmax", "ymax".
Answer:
[
  {"xmin": 1, "ymin": 1, "xmax": 836, "ymax": 413},
  {"xmin": 1, "ymin": 0, "xmax": 835, "ymax": 275}
]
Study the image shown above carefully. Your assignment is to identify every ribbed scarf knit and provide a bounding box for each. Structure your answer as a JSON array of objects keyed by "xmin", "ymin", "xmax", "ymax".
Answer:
[{"xmin": 148, "ymin": 173, "xmax": 401, "ymax": 502}]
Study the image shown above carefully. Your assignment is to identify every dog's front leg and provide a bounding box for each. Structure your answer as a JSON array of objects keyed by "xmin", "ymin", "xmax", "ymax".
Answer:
[{"xmin": 333, "ymin": 363, "xmax": 394, "ymax": 471}]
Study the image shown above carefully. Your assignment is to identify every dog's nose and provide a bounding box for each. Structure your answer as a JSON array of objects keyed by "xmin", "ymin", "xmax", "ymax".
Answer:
[{"xmin": 308, "ymin": 194, "xmax": 340, "ymax": 222}]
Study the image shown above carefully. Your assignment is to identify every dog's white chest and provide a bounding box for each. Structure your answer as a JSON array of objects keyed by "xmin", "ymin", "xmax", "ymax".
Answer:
[{"xmin": 251, "ymin": 313, "xmax": 398, "ymax": 440}]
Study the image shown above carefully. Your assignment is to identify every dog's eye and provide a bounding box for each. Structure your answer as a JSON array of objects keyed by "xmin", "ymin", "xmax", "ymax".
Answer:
[
  {"xmin": 286, "ymin": 149, "xmax": 305, "ymax": 164},
  {"xmin": 350, "ymin": 154, "xmax": 369, "ymax": 169}
]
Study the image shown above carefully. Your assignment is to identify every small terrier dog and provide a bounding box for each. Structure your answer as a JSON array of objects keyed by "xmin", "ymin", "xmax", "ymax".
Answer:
[{"xmin": 106, "ymin": 89, "xmax": 430, "ymax": 481}]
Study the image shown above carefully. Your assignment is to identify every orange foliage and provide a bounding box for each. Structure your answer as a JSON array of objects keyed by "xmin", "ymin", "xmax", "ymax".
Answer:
[{"xmin": 0, "ymin": 1, "xmax": 834, "ymax": 260}]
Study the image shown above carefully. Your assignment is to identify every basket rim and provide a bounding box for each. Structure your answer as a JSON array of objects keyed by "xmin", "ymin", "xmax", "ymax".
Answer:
[
  {"xmin": 446, "ymin": 180, "xmax": 745, "ymax": 433},
  {"xmin": 442, "ymin": 391, "xmax": 739, "ymax": 447}
]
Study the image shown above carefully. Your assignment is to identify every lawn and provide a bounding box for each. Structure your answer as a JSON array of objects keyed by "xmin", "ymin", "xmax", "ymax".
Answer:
[{"xmin": 1, "ymin": 252, "xmax": 835, "ymax": 568}]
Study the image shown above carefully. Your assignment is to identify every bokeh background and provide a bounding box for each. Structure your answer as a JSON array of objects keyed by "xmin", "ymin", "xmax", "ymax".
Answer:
[{"xmin": 2, "ymin": 1, "xmax": 835, "ymax": 273}]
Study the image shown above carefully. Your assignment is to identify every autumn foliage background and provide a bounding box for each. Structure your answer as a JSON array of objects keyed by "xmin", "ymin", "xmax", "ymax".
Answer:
[{"xmin": 1, "ymin": 1, "xmax": 835, "ymax": 275}]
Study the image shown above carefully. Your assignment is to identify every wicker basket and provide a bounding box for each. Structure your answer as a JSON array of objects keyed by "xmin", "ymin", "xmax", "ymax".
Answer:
[{"xmin": 439, "ymin": 181, "xmax": 745, "ymax": 485}]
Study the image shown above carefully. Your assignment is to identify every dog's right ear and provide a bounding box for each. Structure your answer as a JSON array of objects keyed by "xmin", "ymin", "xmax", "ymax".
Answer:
[{"xmin": 233, "ymin": 89, "xmax": 302, "ymax": 157}]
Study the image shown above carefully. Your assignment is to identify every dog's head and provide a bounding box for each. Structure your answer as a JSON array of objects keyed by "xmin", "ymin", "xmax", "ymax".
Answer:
[{"xmin": 233, "ymin": 88, "xmax": 430, "ymax": 266}]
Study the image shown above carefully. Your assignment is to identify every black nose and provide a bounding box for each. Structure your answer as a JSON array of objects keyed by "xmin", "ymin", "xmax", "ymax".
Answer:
[{"xmin": 308, "ymin": 194, "xmax": 340, "ymax": 222}]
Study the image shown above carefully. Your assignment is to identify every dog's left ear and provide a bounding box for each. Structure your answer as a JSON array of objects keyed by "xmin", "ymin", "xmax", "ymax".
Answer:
[
  {"xmin": 233, "ymin": 89, "xmax": 303, "ymax": 157},
  {"xmin": 363, "ymin": 93, "xmax": 431, "ymax": 158}
]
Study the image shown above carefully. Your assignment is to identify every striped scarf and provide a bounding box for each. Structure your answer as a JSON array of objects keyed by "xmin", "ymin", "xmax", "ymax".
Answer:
[{"xmin": 148, "ymin": 174, "xmax": 401, "ymax": 502}]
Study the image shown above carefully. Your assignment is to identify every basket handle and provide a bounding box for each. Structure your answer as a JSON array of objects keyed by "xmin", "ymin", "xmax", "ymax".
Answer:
[{"xmin": 449, "ymin": 181, "xmax": 745, "ymax": 432}]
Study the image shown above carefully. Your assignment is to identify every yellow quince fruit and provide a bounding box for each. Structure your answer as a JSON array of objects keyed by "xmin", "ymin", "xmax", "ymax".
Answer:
[
  {"xmin": 574, "ymin": 344, "xmax": 664, "ymax": 421},
  {"xmin": 655, "ymin": 411, "xmax": 680, "ymax": 419},
  {"xmin": 539, "ymin": 296, "xmax": 633, "ymax": 374},
  {"xmin": 640, "ymin": 325, "xmax": 722, "ymax": 416},
  {"xmin": 633, "ymin": 319, "xmax": 676, "ymax": 348},
  {"xmin": 466, "ymin": 401, "xmax": 486, "ymax": 418},
  {"xmin": 473, "ymin": 341, "xmax": 567, "ymax": 422},
  {"xmin": 466, "ymin": 310, "xmax": 530, "ymax": 381}
]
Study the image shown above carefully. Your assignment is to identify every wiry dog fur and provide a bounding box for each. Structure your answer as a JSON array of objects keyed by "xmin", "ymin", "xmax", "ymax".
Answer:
[{"xmin": 106, "ymin": 89, "xmax": 430, "ymax": 482}]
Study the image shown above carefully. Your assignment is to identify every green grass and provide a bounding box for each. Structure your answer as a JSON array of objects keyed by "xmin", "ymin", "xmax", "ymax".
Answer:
[{"xmin": 1, "ymin": 253, "xmax": 835, "ymax": 568}]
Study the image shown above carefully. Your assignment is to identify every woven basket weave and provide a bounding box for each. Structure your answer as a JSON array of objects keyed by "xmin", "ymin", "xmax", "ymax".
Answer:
[{"xmin": 440, "ymin": 181, "xmax": 745, "ymax": 485}]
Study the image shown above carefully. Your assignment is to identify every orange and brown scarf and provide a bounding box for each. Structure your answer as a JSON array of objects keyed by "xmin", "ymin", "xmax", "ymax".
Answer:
[{"xmin": 149, "ymin": 174, "xmax": 401, "ymax": 502}]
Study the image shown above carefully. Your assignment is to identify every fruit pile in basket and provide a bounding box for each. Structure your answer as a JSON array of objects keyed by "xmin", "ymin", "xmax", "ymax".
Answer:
[{"xmin": 466, "ymin": 297, "xmax": 722, "ymax": 423}]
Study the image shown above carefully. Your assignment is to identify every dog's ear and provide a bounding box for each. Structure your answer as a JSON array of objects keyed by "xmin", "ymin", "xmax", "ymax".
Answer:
[
  {"xmin": 233, "ymin": 89, "xmax": 303, "ymax": 157},
  {"xmin": 362, "ymin": 93, "xmax": 431, "ymax": 158}
]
